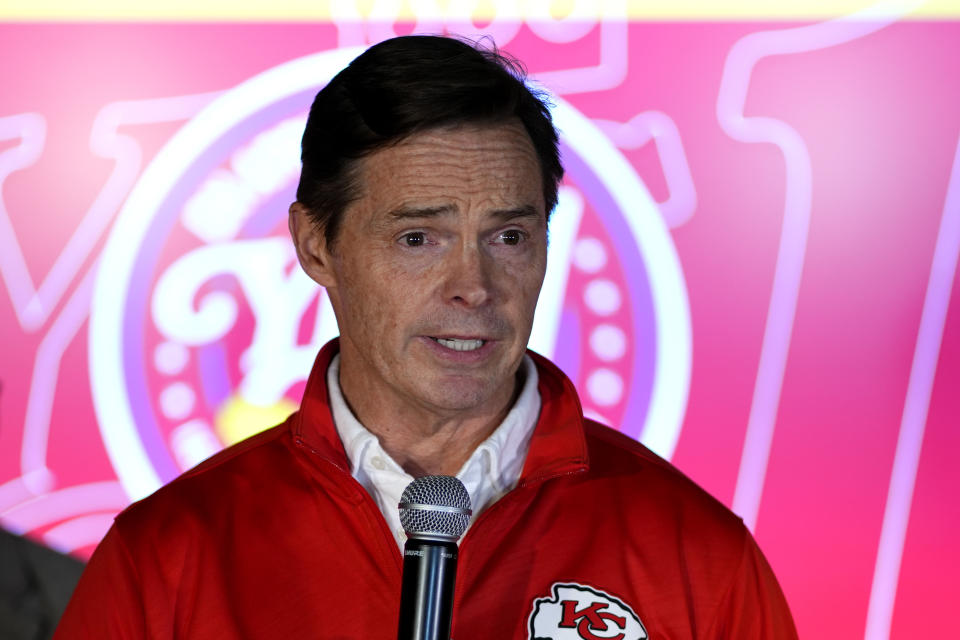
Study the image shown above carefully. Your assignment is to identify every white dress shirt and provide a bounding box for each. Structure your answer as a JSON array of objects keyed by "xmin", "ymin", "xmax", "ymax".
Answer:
[{"xmin": 327, "ymin": 353, "xmax": 541, "ymax": 549}]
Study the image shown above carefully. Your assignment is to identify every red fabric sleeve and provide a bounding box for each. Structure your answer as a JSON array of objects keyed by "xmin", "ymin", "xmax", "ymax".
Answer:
[
  {"xmin": 705, "ymin": 529, "xmax": 798, "ymax": 639},
  {"xmin": 53, "ymin": 524, "xmax": 150, "ymax": 640}
]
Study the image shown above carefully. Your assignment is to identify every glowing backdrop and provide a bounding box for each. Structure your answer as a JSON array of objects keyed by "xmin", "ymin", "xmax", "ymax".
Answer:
[{"xmin": 0, "ymin": 3, "xmax": 958, "ymax": 638}]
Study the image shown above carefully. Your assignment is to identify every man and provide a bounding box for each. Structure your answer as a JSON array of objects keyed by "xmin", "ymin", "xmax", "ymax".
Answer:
[{"xmin": 56, "ymin": 36, "xmax": 797, "ymax": 639}]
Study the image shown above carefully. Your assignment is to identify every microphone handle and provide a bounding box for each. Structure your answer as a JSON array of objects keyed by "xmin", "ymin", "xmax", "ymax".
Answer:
[{"xmin": 397, "ymin": 538, "xmax": 459, "ymax": 640}]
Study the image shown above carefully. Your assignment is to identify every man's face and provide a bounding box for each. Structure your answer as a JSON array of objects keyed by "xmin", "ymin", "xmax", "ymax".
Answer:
[{"xmin": 293, "ymin": 121, "xmax": 548, "ymax": 420}]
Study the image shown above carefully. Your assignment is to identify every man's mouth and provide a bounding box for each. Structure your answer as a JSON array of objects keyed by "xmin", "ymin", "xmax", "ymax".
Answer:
[{"xmin": 430, "ymin": 337, "xmax": 486, "ymax": 352}]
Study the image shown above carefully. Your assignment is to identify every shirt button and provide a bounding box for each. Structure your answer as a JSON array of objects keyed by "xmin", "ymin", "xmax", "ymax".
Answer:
[{"xmin": 371, "ymin": 456, "xmax": 386, "ymax": 470}]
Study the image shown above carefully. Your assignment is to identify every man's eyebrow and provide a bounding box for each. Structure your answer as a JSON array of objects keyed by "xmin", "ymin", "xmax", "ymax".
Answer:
[
  {"xmin": 491, "ymin": 205, "xmax": 542, "ymax": 223},
  {"xmin": 387, "ymin": 205, "xmax": 456, "ymax": 220},
  {"xmin": 385, "ymin": 204, "xmax": 543, "ymax": 223}
]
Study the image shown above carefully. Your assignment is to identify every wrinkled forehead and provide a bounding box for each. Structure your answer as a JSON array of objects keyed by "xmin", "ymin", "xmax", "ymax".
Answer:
[{"xmin": 350, "ymin": 121, "xmax": 547, "ymax": 217}]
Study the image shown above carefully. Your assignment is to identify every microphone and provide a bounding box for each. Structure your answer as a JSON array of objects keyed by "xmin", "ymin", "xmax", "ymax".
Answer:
[{"xmin": 396, "ymin": 475, "xmax": 472, "ymax": 640}]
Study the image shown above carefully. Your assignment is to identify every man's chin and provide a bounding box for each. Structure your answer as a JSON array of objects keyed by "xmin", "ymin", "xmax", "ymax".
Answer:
[{"xmin": 414, "ymin": 374, "xmax": 515, "ymax": 416}]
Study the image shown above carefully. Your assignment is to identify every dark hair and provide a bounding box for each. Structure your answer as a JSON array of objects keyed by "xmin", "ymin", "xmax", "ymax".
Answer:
[{"xmin": 296, "ymin": 35, "xmax": 564, "ymax": 247}]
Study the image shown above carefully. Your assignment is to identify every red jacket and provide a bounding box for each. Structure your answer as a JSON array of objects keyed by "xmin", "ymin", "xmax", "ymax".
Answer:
[{"xmin": 56, "ymin": 341, "xmax": 797, "ymax": 639}]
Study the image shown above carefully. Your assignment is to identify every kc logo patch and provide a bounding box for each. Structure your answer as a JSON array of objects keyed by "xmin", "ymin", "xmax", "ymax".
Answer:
[{"xmin": 529, "ymin": 582, "xmax": 648, "ymax": 640}]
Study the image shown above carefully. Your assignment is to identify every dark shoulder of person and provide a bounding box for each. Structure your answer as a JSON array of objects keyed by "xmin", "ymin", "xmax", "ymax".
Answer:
[{"xmin": 0, "ymin": 527, "xmax": 85, "ymax": 640}]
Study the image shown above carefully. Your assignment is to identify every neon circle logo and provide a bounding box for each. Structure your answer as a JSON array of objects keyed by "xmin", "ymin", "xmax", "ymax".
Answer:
[{"xmin": 89, "ymin": 47, "xmax": 692, "ymax": 501}]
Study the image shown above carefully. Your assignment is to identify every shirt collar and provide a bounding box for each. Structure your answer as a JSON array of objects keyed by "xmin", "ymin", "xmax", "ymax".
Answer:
[
  {"xmin": 325, "ymin": 352, "xmax": 541, "ymax": 512},
  {"xmin": 292, "ymin": 340, "xmax": 589, "ymax": 488}
]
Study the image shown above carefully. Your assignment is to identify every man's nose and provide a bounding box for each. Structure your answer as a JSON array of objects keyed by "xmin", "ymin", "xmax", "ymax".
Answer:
[{"xmin": 441, "ymin": 242, "xmax": 493, "ymax": 307}]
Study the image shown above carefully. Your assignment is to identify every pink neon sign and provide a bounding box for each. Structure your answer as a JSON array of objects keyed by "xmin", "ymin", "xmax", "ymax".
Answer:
[{"xmin": 0, "ymin": 16, "xmax": 958, "ymax": 639}]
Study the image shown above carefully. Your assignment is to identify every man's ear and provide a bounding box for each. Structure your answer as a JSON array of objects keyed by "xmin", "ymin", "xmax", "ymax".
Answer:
[{"xmin": 289, "ymin": 202, "xmax": 337, "ymax": 288}]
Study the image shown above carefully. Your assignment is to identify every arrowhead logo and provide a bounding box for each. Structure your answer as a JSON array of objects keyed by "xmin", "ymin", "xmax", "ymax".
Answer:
[{"xmin": 529, "ymin": 582, "xmax": 648, "ymax": 640}]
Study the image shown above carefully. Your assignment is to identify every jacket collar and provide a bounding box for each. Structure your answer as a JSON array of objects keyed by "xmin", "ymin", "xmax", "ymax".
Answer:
[
  {"xmin": 292, "ymin": 339, "xmax": 352, "ymax": 472},
  {"xmin": 291, "ymin": 339, "xmax": 590, "ymax": 482}
]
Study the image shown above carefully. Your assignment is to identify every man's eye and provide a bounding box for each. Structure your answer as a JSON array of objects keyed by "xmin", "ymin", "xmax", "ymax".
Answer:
[
  {"xmin": 497, "ymin": 229, "xmax": 524, "ymax": 245},
  {"xmin": 401, "ymin": 232, "xmax": 427, "ymax": 247}
]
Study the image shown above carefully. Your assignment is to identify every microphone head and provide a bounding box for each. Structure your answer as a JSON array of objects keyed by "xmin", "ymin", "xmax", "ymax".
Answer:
[{"xmin": 398, "ymin": 475, "xmax": 473, "ymax": 542}]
